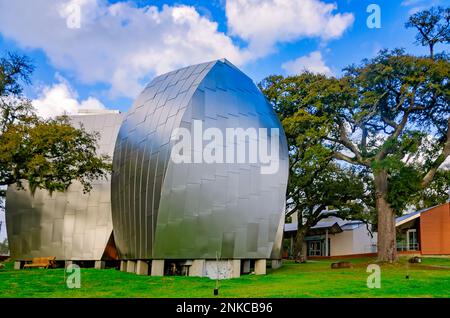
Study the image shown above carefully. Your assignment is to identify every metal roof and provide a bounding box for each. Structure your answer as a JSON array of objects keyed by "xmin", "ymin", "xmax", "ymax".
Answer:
[
  {"xmin": 284, "ymin": 216, "xmax": 364, "ymax": 233},
  {"xmin": 311, "ymin": 221, "xmax": 339, "ymax": 229},
  {"xmin": 284, "ymin": 221, "xmax": 343, "ymax": 235},
  {"xmin": 308, "ymin": 222, "xmax": 343, "ymax": 236},
  {"xmin": 395, "ymin": 205, "xmax": 439, "ymax": 226}
]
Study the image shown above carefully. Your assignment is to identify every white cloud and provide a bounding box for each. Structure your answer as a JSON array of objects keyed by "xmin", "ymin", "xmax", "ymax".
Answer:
[
  {"xmin": 401, "ymin": 0, "xmax": 443, "ymax": 14},
  {"xmin": 282, "ymin": 51, "xmax": 332, "ymax": 76},
  {"xmin": 226, "ymin": 0, "xmax": 354, "ymax": 56},
  {"xmin": 0, "ymin": 0, "xmax": 352, "ymax": 99},
  {"xmin": 401, "ymin": 0, "xmax": 423, "ymax": 6},
  {"xmin": 32, "ymin": 75, "xmax": 106, "ymax": 118},
  {"xmin": 0, "ymin": 0, "xmax": 248, "ymax": 98}
]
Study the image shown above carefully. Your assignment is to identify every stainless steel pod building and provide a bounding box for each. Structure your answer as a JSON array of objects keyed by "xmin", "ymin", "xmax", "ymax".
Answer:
[
  {"xmin": 6, "ymin": 112, "xmax": 123, "ymax": 261},
  {"xmin": 111, "ymin": 59, "xmax": 288, "ymax": 261}
]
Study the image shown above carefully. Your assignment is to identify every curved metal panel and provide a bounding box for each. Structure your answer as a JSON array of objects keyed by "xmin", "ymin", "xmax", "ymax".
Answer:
[
  {"xmin": 6, "ymin": 113, "xmax": 123, "ymax": 260},
  {"xmin": 111, "ymin": 62, "xmax": 215, "ymax": 259},
  {"xmin": 112, "ymin": 60, "xmax": 288, "ymax": 260}
]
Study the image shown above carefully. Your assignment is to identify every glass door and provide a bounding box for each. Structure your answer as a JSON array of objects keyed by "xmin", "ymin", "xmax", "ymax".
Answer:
[
  {"xmin": 308, "ymin": 241, "xmax": 322, "ymax": 256},
  {"xmin": 406, "ymin": 229, "xmax": 418, "ymax": 250}
]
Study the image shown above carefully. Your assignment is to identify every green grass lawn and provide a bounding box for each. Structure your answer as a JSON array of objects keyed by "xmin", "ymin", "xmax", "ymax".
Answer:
[{"xmin": 1, "ymin": 256, "xmax": 449, "ymax": 298}]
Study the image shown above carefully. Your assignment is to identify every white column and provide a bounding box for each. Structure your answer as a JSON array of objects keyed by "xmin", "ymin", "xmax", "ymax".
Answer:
[
  {"xmin": 231, "ymin": 260, "xmax": 241, "ymax": 278},
  {"xmin": 255, "ymin": 259, "xmax": 266, "ymax": 275},
  {"xmin": 95, "ymin": 261, "xmax": 105, "ymax": 269},
  {"xmin": 136, "ymin": 260, "xmax": 149, "ymax": 275},
  {"xmin": 242, "ymin": 260, "xmax": 251, "ymax": 274},
  {"xmin": 325, "ymin": 229, "xmax": 329, "ymax": 256},
  {"xmin": 189, "ymin": 260, "xmax": 205, "ymax": 277},
  {"xmin": 151, "ymin": 260, "xmax": 165, "ymax": 276},
  {"xmin": 126, "ymin": 260, "xmax": 136, "ymax": 273}
]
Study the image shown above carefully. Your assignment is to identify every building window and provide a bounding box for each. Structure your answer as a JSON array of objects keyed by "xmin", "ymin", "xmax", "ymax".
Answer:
[
  {"xmin": 308, "ymin": 241, "xmax": 322, "ymax": 256},
  {"xmin": 407, "ymin": 229, "xmax": 418, "ymax": 251}
]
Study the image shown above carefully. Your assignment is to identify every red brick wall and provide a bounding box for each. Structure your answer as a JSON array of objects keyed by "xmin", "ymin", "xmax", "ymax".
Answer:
[{"xmin": 420, "ymin": 202, "xmax": 450, "ymax": 255}]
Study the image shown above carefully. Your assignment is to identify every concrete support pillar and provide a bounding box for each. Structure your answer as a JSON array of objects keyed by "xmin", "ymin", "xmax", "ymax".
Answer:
[
  {"xmin": 120, "ymin": 261, "xmax": 127, "ymax": 272},
  {"xmin": 14, "ymin": 261, "xmax": 21, "ymax": 270},
  {"xmin": 255, "ymin": 259, "xmax": 266, "ymax": 275},
  {"xmin": 189, "ymin": 259, "xmax": 205, "ymax": 277},
  {"xmin": 136, "ymin": 260, "xmax": 149, "ymax": 276},
  {"xmin": 151, "ymin": 260, "xmax": 164, "ymax": 276},
  {"xmin": 271, "ymin": 259, "xmax": 282, "ymax": 269},
  {"xmin": 242, "ymin": 260, "xmax": 251, "ymax": 274},
  {"xmin": 127, "ymin": 260, "xmax": 136, "ymax": 273},
  {"xmin": 231, "ymin": 259, "xmax": 241, "ymax": 278},
  {"xmin": 95, "ymin": 261, "xmax": 105, "ymax": 269}
]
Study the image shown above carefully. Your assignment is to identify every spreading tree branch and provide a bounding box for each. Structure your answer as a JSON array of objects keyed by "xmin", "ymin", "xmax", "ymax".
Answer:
[
  {"xmin": 422, "ymin": 117, "xmax": 450, "ymax": 188},
  {"xmin": 336, "ymin": 119, "xmax": 364, "ymax": 162}
]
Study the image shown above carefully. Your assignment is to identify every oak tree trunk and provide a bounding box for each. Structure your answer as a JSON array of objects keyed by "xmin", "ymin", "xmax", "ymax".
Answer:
[
  {"xmin": 294, "ymin": 227, "xmax": 307, "ymax": 262},
  {"xmin": 374, "ymin": 170, "xmax": 398, "ymax": 262}
]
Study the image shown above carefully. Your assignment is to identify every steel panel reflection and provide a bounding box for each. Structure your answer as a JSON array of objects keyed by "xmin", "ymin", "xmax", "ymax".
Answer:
[
  {"xmin": 112, "ymin": 59, "xmax": 288, "ymax": 260},
  {"xmin": 6, "ymin": 112, "xmax": 123, "ymax": 260}
]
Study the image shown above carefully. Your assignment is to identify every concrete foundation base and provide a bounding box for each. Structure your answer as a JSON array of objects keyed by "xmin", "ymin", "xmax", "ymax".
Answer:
[
  {"xmin": 271, "ymin": 259, "xmax": 282, "ymax": 269},
  {"xmin": 205, "ymin": 260, "xmax": 241, "ymax": 279},
  {"xmin": 95, "ymin": 261, "xmax": 105, "ymax": 269},
  {"xmin": 14, "ymin": 261, "xmax": 21, "ymax": 270},
  {"xmin": 115, "ymin": 258, "xmax": 268, "ymax": 278},
  {"xmin": 255, "ymin": 259, "xmax": 266, "ymax": 275},
  {"xmin": 189, "ymin": 259, "xmax": 205, "ymax": 277},
  {"xmin": 232, "ymin": 260, "xmax": 241, "ymax": 278},
  {"xmin": 242, "ymin": 260, "xmax": 251, "ymax": 274},
  {"xmin": 151, "ymin": 260, "xmax": 164, "ymax": 276},
  {"xmin": 127, "ymin": 260, "xmax": 136, "ymax": 273},
  {"xmin": 136, "ymin": 260, "xmax": 149, "ymax": 275}
]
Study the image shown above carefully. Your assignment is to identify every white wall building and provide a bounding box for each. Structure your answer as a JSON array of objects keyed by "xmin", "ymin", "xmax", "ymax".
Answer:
[{"xmin": 284, "ymin": 211, "xmax": 377, "ymax": 258}]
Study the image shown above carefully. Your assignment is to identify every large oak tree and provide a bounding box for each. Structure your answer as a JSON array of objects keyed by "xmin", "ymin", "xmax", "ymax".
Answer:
[
  {"xmin": 262, "ymin": 50, "xmax": 449, "ymax": 262},
  {"xmin": 261, "ymin": 74, "xmax": 372, "ymax": 261},
  {"xmin": 0, "ymin": 52, "xmax": 111, "ymax": 209}
]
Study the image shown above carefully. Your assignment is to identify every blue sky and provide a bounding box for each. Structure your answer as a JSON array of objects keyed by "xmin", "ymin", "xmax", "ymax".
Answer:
[{"xmin": 0, "ymin": 0, "xmax": 447, "ymax": 115}]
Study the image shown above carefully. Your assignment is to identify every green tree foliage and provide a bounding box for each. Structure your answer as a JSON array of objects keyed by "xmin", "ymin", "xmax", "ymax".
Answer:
[
  {"xmin": 0, "ymin": 115, "xmax": 110, "ymax": 194},
  {"xmin": 405, "ymin": 6, "xmax": 449, "ymax": 59},
  {"xmin": 0, "ymin": 52, "xmax": 111, "ymax": 203},
  {"xmin": 261, "ymin": 50, "xmax": 449, "ymax": 262},
  {"xmin": 260, "ymin": 73, "xmax": 371, "ymax": 260}
]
